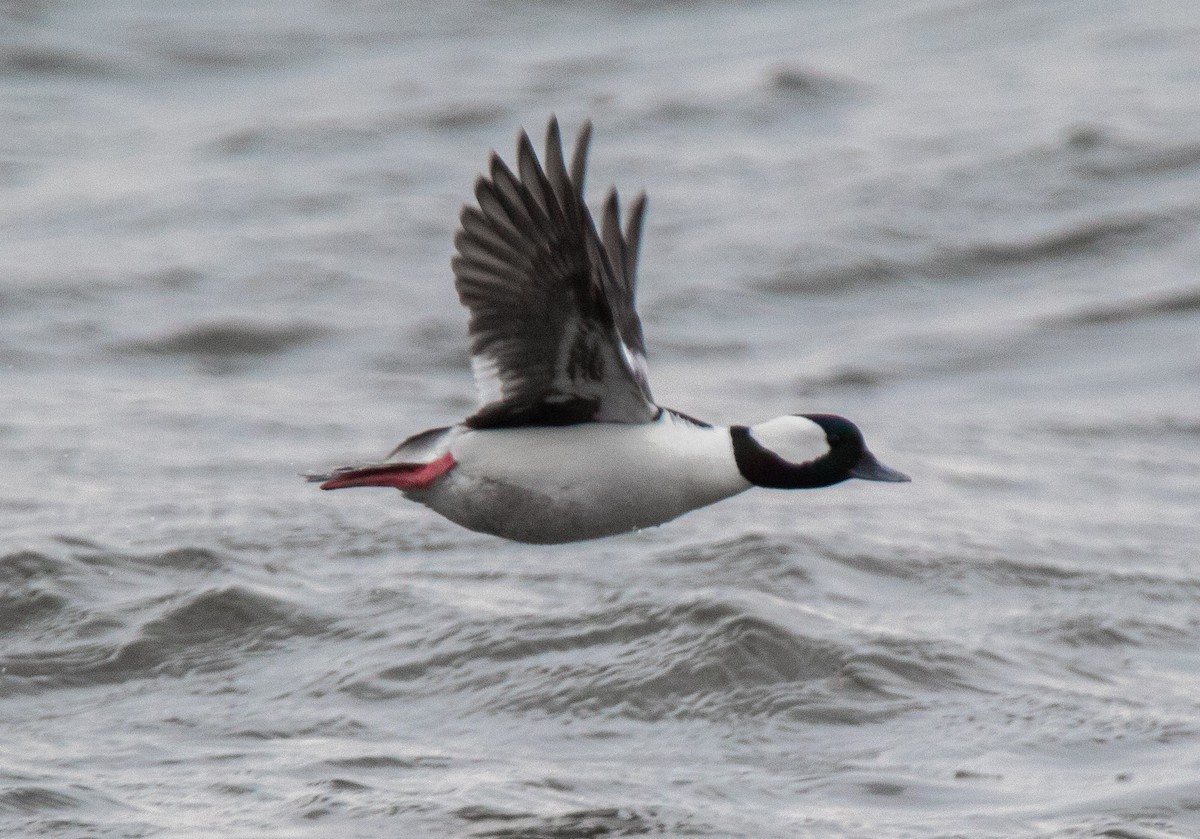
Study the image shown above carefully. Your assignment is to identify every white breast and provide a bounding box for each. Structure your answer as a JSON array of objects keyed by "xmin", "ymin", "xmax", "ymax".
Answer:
[{"xmin": 413, "ymin": 415, "xmax": 750, "ymax": 543}]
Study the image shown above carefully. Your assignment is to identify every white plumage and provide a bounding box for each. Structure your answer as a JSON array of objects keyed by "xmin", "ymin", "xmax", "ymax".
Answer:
[{"xmin": 313, "ymin": 118, "xmax": 909, "ymax": 543}]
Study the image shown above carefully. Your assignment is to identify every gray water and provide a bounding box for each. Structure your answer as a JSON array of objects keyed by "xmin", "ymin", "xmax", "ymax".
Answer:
[{"xmin": 4, "ymin": 1, "xmax": 1200, "ymax": 836}]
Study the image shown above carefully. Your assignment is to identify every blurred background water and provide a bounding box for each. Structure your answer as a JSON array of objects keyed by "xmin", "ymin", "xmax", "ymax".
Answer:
[{"xmin": 3, "ymin": 0, "xmax": 1200, "ymax": 836}]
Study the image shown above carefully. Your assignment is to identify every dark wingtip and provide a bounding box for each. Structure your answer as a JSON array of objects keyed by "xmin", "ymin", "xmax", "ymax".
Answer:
[
  {"xmin": 569, "ymin": 119, "xmax": 592, "ymax": 195},
  {"xmin": 545, "ymin": 115, "xmax": 562, "ymax": 155},
  {"xmin": 488, "ymin": 150, "xmax": 509, "ymax": 180}
]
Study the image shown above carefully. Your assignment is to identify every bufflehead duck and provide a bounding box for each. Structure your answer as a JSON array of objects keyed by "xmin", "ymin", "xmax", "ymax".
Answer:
[{"xmin": 312, "ymin": 118, "xmax": 909, "ymax": 543}]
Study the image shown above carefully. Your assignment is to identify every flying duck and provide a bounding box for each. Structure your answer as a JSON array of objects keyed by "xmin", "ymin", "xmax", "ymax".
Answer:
[{"xmin": 312, "ymin": 117, "xmax": 909, "ymax": 543}]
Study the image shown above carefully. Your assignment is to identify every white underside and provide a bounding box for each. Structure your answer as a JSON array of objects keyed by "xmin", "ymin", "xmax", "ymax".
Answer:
[{"xmin": 408, "ymin": 413, "xmax": 750, "ymax": 543}]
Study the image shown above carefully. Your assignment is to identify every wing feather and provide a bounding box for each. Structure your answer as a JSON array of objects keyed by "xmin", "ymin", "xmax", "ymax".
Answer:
[{"xmin": 451, "ymin": 116, "xmax": 657, "ymax": 427}]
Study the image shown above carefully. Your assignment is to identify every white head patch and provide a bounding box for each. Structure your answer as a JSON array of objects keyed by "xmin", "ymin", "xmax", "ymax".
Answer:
[{"xmin": 748, "ymin": 415, "xmax": 829, "ymax": 466}]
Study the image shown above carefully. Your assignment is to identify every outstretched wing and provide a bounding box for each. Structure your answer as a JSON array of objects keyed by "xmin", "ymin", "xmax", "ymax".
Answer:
[{"xmin": 452, "ymin": 117, "xmax": 657, "ymax": 428}]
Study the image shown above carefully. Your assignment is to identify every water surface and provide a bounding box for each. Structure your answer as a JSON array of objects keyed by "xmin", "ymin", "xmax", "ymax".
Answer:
[{"xmin": 3, "ymin": 1, "xmax": 1200, "ymax": 836}]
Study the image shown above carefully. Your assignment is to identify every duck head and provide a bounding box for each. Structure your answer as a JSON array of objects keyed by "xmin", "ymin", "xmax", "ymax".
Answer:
[{"xmin": 731, "ymin": 414, "xmax": 910, "ymax": 489}]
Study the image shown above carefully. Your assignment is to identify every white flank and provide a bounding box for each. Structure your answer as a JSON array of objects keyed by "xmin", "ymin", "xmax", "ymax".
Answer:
[{"xmin": 414, "ymin": 412, "xmax": 751, "ymax": 543}]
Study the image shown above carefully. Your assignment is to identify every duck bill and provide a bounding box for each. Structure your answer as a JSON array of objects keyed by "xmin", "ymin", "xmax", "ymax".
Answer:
[{"xmin": 849, "ymin": 450, "xmax": 910, "ymax": 483}]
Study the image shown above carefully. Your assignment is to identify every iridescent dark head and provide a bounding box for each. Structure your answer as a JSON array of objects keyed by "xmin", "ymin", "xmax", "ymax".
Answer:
[{"xmin": 731, "ymin": 413, "xmax": 910, "ymax": 489}]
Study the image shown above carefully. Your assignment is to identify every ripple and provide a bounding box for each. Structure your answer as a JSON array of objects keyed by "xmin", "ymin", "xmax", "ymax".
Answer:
[
  {"xmin": 143, "ymin": 586, "xmax": 324, "ymax": 646},
  {"xmin": 653, "ymin": 532, "xmax": 811, "ymax": 588},
  {"xmin": 101, "ymin": 586, "xmax": 331, "ymax": 677},
  {"xmin": 757, "ymin": 210, "xmax": 1172, "ymax": 295},
  {"xmin": 461, "ymin": 807, "xmax": 674, "ymax": 839},
  {"xmin": 1056, "ymin": 286, "xmax": 1200, "ymax": 326},
  {"xmin": 960, "ymin": 213, "xmax": 1167, "ymax": 267},
  {"xmin": 985, "ymin": 559, "xmax": 1200, "ymax": 602},
  {"xmin": 76, "ymin": 546, "xmax": 228, "ymax": 572},
  {"xmin": 0, "ymin": 590, "xmax": 69, "ymax": 634},
  {"xmin": 1075, "ymin": 132, "xmax": 1200, "ymax": 180},
  {"xmin": 0, "ymin": 45, "xmax": 118, "ymax": 79},
  {"xmin": 827, "ymin": 550, "xmax": 1200, "ymax": 605},
  {"xmin": 135, "ymin": 25, "xmax": 323, "ymax": 72},
  {"xmin": 373, "ymin": 317, "xmax": 472, "ymax": 373},
  {"xmin": 121, "ymin": 320, "xmax": 324, "ymax": 362},
  {"xmin": 841, "ymin": 638, "xmax": 1000, "ymax": 695},
  {"xmin": 0, "ymin": 550, "xmax": 69, "ymax": 584},
  {"xmin": 1045, "ymin": 415, "xmax": 1200, "ymax": 440},
  {"xmin": 0, "ymin": 585, "xmax": 331, "ymax": 690},
  {"xmin": 766, "ymin": 64, "xmax": 857, "ymax": 101},
  {"xmin": 421, "ymin": 102, "xmax": 510, "ymax": 131},
  {"xmin": 325, "ymin": 755, "xmax": 451, "ymax": 770},
  {"xmin": 0, "ymin": 785, "xmax": 86, "ymax": 815},
  {"xmin": 0, "ymin": 546, "xmax": 229, "ymax": 583},
  {"xmin": 351, "ymin": 596, "xmax": 960, "ymax": 723},
  {"xmin": 753, "ymin": 251, "xmax": 905, "ymax": 295},
  {"xmin": 1045, "ymin": 615, "xmax": 1194, "ymax": 649}
]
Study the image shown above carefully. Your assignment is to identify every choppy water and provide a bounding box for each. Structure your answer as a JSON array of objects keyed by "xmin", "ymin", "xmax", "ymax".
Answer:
[{"xmin": 4, "ymin": 1, "xmax": 1200, "ymax": 836}]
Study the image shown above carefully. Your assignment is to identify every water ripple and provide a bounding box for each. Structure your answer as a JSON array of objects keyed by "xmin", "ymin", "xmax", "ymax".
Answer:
[
  {"xmin": 0, "ymin": 583, "xmax": 332, "ymax": 691},
  {"xmin": 343, "ymin": 595, "xmax": 993, "ymax": 724}
]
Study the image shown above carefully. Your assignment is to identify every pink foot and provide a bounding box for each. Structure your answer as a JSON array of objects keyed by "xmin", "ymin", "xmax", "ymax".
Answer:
[{"xmin": 320, "ymin": 452, "xmax": 456, "ymax": 491}]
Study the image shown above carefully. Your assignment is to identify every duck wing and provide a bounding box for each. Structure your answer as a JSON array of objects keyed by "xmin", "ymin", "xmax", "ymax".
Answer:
[{"xmin": 452, "ymin": 116, "xmax": 657, "ymax": 429}]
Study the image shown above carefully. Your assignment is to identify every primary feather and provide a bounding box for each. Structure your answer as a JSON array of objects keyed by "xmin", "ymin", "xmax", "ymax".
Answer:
[{"xmin": 452, "ymin": 117, "xmax": 655, "ymax": 428}]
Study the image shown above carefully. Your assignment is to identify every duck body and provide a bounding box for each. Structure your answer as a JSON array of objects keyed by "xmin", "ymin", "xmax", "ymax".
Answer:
[
  {"xmin": 318, "ymin": 409, "xmax": 906, "ymax": 544},
  {"xmin": 312, "ymin": 117, "xmax": 909, "ymax": 543},
  {"xmin": 411, "ymin": 410, "xmax": 748, "ymax": 543}
]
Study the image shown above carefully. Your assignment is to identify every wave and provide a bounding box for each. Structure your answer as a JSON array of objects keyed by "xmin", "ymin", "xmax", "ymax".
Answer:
[
  {"xmin": 654, "ymin": 532, "xmax": 812, "ymax": 588},
  {"xmin": 118, "ymin": 320, "xmax": 324, "ymax": 372},
  {"xmin": 0, "ymin": 549, "xmax": 72, "ymax": 584},
  {"xmin": 755, "ymin": 210, "xmax": 1175, "ymax": 295},
  {"xmin": 0, "ymin": 589, "xmax": 68, "ymax": 636},
  {"xmin": 122, "ymin": 320, "xmax": 323, "ymax": 358},
  {"xmin": 1045, "ymin": 415, "xmax": 1200, "ymax": 440},
  {"xmin": 324, "ymin": 754, "xmax": 451, "ymax": 771},
  {"xmin": 1, "ymin": 546, "xmax": 227, "ymax": 582},
  {"xmin": 372, "ymin": 317, "xmax": 472, "ymax": 374},
  {"xmin": 0, "ymin": 44, "xmax": 118, "ymax": 79},
  {"xmin": 1074, "ymin": 131, "xmax": 1200, "ymax": 181},
  {"xmin": 1045, "ymin": 614, "xmax": 1191, "ymax": 649},
  {"xmin": 0, "ymin": 549, "xmax": 332, "ymax": 694},
  {"xmin": 345, "ymin": 593, "xmax": 989, "ymax": 723},
  {"xmin": 457, "ymin": 806, "xmax": 675, "ymax": 838},
  {"xmin": 756, "ymin": 122, "xmax": 1200, "ymax": 296},
  {"xmin": 823, "ymin": 547, "xmax": 1200, "ymax": 602},
  {"xmin": 955, "ymin": 212, "xmax": 1170, "ymax": 267},
  {"xmin": 0, "ymin": 785, "xmax": 89, "ymax": 816},
  {"xmin": 1055, "ymin": 285, "xmax": 1200, "ymax": 326}
]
